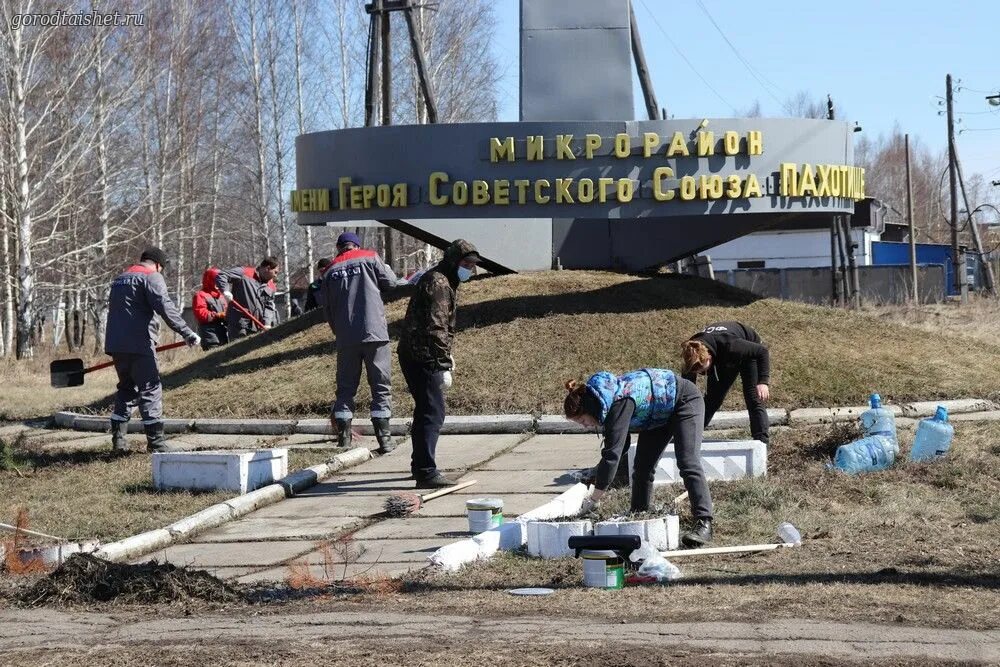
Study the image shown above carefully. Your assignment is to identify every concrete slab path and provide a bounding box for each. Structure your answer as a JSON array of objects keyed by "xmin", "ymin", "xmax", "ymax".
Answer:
[{"xmin": 139, "ymin": 433, "xmax": 555, "ymax": 584}]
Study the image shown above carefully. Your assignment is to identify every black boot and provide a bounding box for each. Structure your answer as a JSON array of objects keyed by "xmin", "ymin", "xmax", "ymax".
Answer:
[
  {"xmin": 334, "ymin": 418, "xmax": 353, "ymax": 449},
  {"xmin": 144, "ymin": 422, "xmax": 175, "ymax": 453},
  {"xmin": 681, "ymin": 518, "xmax": 713, "ymax": 548},
  {"xmin": 372, "ymin": 417, "xmax": 395, "ymax": 454},
  {"xmin": 110, "ymin": 420, "xmax": 130, "ymax": 454},
  {"xmin": 415, "ymin": 472, "xmax": 459, "ymax": 489}
]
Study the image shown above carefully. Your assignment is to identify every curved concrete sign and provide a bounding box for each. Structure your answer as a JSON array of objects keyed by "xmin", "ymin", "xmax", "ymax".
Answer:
[{"xmin": 293, "ymin": 117, "xmax": 861, "ymax": 224}]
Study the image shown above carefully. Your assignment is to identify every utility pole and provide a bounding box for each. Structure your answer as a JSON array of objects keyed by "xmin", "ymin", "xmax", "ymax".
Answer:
[
  {"xmin": 946, "ymin": 73, "xmax": 969, "ymax": 303},
  {"xmin": 905, "ymin": 134, "xmax": 918, "ymax": 303}
]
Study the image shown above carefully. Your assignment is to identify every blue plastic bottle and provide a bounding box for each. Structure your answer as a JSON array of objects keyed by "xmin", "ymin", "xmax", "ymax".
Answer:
[
  {"xmin": 909, "ymin": 406, "xmax": 954, "ymax": 462},
  {"xmin": 832, "ymin": 435, "xmax": 897, "ymax": 474},
  {"xmin": 860, "ymin": 393, "xmax": 896, "ymax": 443}
]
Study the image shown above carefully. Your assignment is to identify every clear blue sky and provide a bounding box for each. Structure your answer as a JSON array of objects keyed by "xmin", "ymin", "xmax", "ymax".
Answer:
[{"xmin": 490, "ymin": 0, "xmax": 1000, "ymax": 183}]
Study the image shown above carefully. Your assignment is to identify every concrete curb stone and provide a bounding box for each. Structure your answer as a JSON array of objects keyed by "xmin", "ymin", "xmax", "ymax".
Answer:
[
  {"xmin": 91, "ymin": 446, "xmax": 372, "ymax": 563},
  {"xmin": 194, "ymin": 419, "xmax": 296, "ymax": 435},
  {"xmin": 48, "ymin": 399, "xmax": 1000, "ymax": 438}
]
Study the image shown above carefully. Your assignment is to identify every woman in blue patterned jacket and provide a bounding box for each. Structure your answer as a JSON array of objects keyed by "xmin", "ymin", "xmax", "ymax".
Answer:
[{"xmin": 563, "ymin": 368, "xmax": 713, "ymax": 547}]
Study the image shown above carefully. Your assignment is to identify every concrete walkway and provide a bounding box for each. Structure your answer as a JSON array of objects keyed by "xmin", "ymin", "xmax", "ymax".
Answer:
[{"xmin": 138, "ymin": 433, "xmax": 603, "ymax": 584}]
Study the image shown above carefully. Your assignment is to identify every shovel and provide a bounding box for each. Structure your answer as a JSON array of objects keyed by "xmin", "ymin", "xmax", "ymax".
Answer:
[{"xmin": 50, "ymin": 340, "xmax": 187, "ymax": 388}]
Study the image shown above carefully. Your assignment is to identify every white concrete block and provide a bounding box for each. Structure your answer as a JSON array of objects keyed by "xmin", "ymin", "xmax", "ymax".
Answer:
[
  {"xmin": 595, "ymin": 516, "xmax": 679, "ymax": 551},
  {"xmin": 152, "ymin": 448, "xmax": 289, "ymax": 494},
  {"xmin": 628, "ymin": 440, "xmax": 767, "ymax": 485},
  {"xmin": 525, "ymin": 520, "xmax": 593, "ymax": 558}
]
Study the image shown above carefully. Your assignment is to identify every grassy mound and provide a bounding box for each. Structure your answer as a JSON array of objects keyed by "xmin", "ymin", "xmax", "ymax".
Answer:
[{"xmin": 79, "ymin": 270, "xmax": 1000, "ymax": 418}]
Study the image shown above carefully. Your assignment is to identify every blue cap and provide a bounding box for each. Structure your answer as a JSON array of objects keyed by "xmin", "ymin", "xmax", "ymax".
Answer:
[
  {"xmin": 336, "ymin": 232, "xmax": 362, "ymax": 248},
  {"xmin": 935, "ymin": 405, "xmax": 949, "ymax": 422},
  {"xmin": 870, "ymin": 393, "xmax": 881, "ymax": 408}
]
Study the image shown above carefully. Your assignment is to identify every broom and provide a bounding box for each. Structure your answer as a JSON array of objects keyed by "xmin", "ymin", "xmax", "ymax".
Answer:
[{"xmin": 384, "ymin": 480, "xmax": 478, "ymax": 517}]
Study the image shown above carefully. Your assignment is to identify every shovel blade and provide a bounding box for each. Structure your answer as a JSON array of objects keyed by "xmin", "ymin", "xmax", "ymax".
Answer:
[{"xmin": 50, "ymin": 358, "xmax": 85, "ymax": 388}]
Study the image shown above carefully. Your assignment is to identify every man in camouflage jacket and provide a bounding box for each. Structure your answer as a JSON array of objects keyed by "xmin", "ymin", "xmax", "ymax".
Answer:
[{"xmin": 397, "ymin": 239, "xmax": 480, "ymax": 488}]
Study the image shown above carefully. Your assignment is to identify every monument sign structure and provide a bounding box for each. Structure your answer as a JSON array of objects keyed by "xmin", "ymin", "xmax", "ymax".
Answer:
[{"xmin": 293, "ymin": 0, "xmax": 862, "ymax": 272}]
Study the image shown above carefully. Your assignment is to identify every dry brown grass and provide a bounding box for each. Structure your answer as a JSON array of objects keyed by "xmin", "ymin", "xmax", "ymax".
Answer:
[
  {"xmin": 870, "ymin": 296, "xmax": 1000, "ymax": 348},
  {"xmin": 53, "ymin": 271, "xmax": 1000, "ymax": 419},
  {"xmin": 407, "ymin": 419, "xmax": 1000, "ymax": 628},
  {"xmin": 0, "ymin": 344, "xmax": 196, "ymax": 421},
  {"xmin": 0, "ymin": 438, "xmax": 329, "ymax": 542}
]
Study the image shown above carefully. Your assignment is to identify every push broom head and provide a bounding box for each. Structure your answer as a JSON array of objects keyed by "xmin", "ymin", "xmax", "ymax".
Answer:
[{"xmin": 384, "ymin": 492, "xmax": 421, "ymax": 517}]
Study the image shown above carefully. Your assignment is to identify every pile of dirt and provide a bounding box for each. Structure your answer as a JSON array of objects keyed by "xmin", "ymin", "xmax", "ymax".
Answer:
[{"xmin": 18, "ymin": 553, "xmax": 244, "ymax": 606}]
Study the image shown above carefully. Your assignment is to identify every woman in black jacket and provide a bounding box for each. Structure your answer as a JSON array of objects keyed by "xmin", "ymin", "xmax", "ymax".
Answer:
[{"xmin": 681, "ymin": 321, "xmax": 771, "ymax": 444}]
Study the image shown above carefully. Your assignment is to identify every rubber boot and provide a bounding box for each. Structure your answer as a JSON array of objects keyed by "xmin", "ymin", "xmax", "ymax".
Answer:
[
  {"xmin": 372, "ymin": 417, "xmax": 395, "ymax": 454},
  {"xmin": 110, "ymin": 420, "xmax": 130, "ymax": 454},
  {"xmin": 144, "ymin": 422, "xmax": 174, "ymax": 453},
  {"xmin": 681, "ymin": 518, "xmax": 713, "ymax": 548},
  {"xmin": 334, "ymin": 418, "xmax": 353, "ymax": 449}
]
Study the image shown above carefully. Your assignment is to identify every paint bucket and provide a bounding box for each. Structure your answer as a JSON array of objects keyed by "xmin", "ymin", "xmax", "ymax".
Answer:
[
  {"xmin": 581, "ymin": 549, "xmax": 624, "ymax": 589},
  {"xmin": 466, "ymin": 498, "xmax": 504, "ymax": 533}
]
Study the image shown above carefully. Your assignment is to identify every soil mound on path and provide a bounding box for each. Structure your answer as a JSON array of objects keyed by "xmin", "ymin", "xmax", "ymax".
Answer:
[{"xmin": 18, "ymin": 553, "xmax": 244, "ymax": 606}]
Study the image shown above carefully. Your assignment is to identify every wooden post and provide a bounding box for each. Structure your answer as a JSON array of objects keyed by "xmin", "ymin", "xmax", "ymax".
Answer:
[
  {"xmin": 954, "ymin": 151, "xmax": 998, "ymax": 297},
  {"xmin": 364, "ymin": 12, "xmax": 380, "ymax": 127},
  {"xmin": 946, "ymin": 74, "xmax": 968, "ymax": 302},
  {"xmin": 380, "ymin": 0, "xmax": 391, "ymax": 126},
  {"xmin": 905, "ymin": 133, "xmax": 918, "ymax": 303},
  {"xmin": 830, "ymin": 218, "xmax": 840, "ymax": 306},
  {"xmin": 629, "ymin": 3, "xmax": 659, "ymax": 121},
  {"xmin": 403, "ymin": 1, "xmax": 438, "ymax": 123}
]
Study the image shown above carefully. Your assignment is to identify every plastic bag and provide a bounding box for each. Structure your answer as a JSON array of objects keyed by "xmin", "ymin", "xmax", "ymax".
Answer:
[{"xmin": 637, "ymin": 552, "xmax": 681, "ymax": 582}]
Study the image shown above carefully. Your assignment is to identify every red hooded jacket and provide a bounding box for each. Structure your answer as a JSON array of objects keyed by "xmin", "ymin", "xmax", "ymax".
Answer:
[{"xmin": 193, "ymin": 268, "xmax": 227, "ymax": 324}]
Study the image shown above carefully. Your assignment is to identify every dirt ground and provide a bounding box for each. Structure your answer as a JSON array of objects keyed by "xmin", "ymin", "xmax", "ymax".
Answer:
[{"xmin": 1, "ymin": 603, "xmax": 995, "ymax": 666}]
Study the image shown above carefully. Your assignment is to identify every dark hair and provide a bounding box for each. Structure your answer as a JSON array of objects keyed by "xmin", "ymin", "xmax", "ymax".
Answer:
[
  {"xmin": 259, "ymin": 256, "xmax": 279, "ymax": 270},
  {"xmin": 317, "ymin": 257, "xmax": 332, "ymax": 270},
  {"xmin": 563, "ymin": 379, "xmax": 589, "ymax": 418},
  {"xmin": 140, "ymin": 247, "xmax": 169, "ymax": 266}
]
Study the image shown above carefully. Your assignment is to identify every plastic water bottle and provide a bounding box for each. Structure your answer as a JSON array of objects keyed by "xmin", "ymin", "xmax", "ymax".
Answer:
[
  {"xmin": 832, "ymin": 435, "xmax": 897, "ymax": 474},
  {"xmin": 777, "ymin": 522, "xmax": 801, "ymax": 545},
  {"xmin": 860, "ymin": 393, "xmax": 896, "ymax": 443},
  {"xmin": 909, "ymin": 406, "xmax": 955, "ymax": 462}
]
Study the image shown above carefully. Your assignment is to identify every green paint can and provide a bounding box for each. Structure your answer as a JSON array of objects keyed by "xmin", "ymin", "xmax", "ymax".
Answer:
[
  {"xmin": 581, "ymin": 549, "xmax": 624, "ymax": 589},
  {"xmin": 466, "ymin": 497, "xmax": 504, "ymax": 533}
]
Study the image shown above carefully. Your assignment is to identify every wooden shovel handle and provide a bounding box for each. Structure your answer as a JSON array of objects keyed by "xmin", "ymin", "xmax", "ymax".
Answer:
[
  {"xmin": 420, "ymin": 479, "xmax": 477, "ymax": 502},
  {"xmin": 85, "ymin": 340, "xmax": 188, "ymax": 374}
]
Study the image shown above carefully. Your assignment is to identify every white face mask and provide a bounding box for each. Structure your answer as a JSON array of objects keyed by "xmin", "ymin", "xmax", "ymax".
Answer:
[{"xmin": 457, "ymin": 266, "xmax": 473, "ymax": 282}]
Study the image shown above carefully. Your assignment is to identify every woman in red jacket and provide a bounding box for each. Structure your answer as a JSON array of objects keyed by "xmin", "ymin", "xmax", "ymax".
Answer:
[{"xmin": 193, "ymin": 268, "xmax": 228, "ymax": 350}]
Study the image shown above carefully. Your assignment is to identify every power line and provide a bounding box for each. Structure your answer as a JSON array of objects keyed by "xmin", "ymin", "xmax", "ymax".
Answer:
[
  {"xmin": 958, "ymin": 127, "xmax": 1000, "ymax": 133},
  {"xmin": 693, "ymin": 0, "xmax": 786, "ymax": 110},
  {"xmin": 636, "ymin": 0, "xmax": 737, "ymax": 113}
]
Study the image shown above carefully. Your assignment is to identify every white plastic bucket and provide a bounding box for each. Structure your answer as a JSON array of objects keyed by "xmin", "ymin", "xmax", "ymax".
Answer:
[
  {"xmin": 466, "ymin": 497, "xmax": 504, "ymax": 533},
  {"xmin": 581, "ymin": 549, "xmax": 624, "ymax": 589}
]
